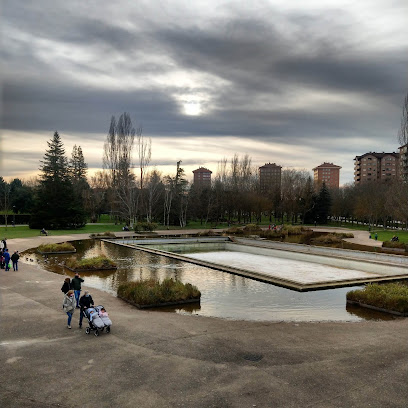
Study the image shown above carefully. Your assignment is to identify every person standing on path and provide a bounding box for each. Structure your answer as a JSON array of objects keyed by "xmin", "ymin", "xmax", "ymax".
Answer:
[
  {"xmin": 71, "ymin": 272, "xmax": 84, "ymax": 308},
  {"xmin": 375, "ymin": 233, "xmax": 378, "ymax": 241},
  {"xmin": 11, "ymin": 251, "xmax": 20, "ymax": 271},
  {"xmin": 63, "ymin": 290, "xmax": 76, "ymax": 329},
  {"xmin": 78, "ymin": 290, "xmax": 94, "ymax": 329},
  {"xmin": 3, "ymin": 249, "xmax": 10, "ymax": 271}
]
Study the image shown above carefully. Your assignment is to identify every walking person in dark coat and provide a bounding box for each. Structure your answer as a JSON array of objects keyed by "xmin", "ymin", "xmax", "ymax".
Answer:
[
  {"xmin": 11, "ymin": 251, "xmax": 20, "ymax": 271},
  {"xmin": 61, "ymin": 277, "xmax": 72, "ymax": 294},
  {"xmin": 79, "ymin": 291, "xmax": 94, "ymax": 329},
  {"xmin": 3, "ymin": 249, "xmax": 10, "ymax": 271},
  {"xmin": 71, "ymin": 272, "xmax": 84, "ymax": 308}
]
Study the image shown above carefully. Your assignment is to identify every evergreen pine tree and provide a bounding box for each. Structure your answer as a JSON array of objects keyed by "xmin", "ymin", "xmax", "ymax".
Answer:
[
  {"xmin": 300, "ymin": 177, "xmax": 317, "ymax": 224},
  {"xmin": 69, "ymin": 144, "xmax": 89, "ymax": 205},
  {"xmin": 29, "ymin": 132, "xmax": 86, "ymax": 229},
  {"xmin": 315, "ymin": 182, "xmax": 332, "ymax": 224}
]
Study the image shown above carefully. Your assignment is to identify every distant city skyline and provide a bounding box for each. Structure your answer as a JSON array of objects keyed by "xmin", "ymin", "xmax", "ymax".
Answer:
[{"xmin": 2, "ymin": 0, "xmax": 407, "ymax": 185}]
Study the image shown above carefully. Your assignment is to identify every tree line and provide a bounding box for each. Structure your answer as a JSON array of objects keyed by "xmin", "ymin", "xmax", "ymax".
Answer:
[{"xmin": 1, "ymin": 93, "xmax": 408, "ymax": 230}]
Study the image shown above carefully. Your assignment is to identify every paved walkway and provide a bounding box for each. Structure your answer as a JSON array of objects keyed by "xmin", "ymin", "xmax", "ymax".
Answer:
[
  {"xmin": 311, "ymin": 227, "xmax": 383, "ymax": 247},
  {"xmin": 1, "ymin": 231, "xmax": 407, "ymax": 407}
]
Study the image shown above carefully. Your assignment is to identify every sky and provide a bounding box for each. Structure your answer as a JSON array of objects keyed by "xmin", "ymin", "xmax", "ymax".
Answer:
[{"xmin": 1, "ymin": 0, "xmax": 407, "ymax": 185}]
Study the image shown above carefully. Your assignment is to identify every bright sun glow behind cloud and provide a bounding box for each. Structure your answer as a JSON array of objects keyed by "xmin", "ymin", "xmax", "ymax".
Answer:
[{"xmin": 183, "ymin": 101, "xmax": 202, "ymax": 116}]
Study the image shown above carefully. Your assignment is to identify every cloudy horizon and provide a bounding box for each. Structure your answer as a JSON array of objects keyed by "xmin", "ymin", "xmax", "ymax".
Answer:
[{"xmin": 1, "ymin": 0, "xmax": 407, "ymax": 184}]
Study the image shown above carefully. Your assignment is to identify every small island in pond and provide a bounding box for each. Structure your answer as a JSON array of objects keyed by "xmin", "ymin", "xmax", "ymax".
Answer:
[
  {"xmin": 117, "ymin": 278, "xmax": 201, "ymax": 309},
  {"xmin": 65, "ymin": 255, "xmax": 117, "ymax": 271},
  {"xmin": 37, "ymin": 242, "xmax": 76, "ymax": 254},
  {"xmin": 347, "ymin": 282, "xmax": 408, "ymax": 316}
]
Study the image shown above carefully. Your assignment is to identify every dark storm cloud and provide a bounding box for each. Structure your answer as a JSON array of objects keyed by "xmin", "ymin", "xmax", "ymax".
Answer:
[
  {"xmin": 3, "ymin": 78, "xmax": 181, "ymax": 135},
  {"xmin": 154, "ymin": 18, "xmax": 406, "ymax": 101},
  {"xmin": 2, "ymin": 0, "xmax": 407, "ymax": 149}
]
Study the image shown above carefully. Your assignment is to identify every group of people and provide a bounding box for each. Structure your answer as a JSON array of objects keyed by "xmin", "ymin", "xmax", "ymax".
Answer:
[
  {"xmin": 0, "ymin": 238, "xmax": 20, "ymax": 271},
  {"xmin": 61, "ymin": 272, "xmax": 110, "ymax": 329},
  {"xmin": 369, "ymin": 232, "xmax": 378, "ymax": 240},
  {"xmin": 391, "ymin": 235, "xmax": 400, "ymax": 242}
]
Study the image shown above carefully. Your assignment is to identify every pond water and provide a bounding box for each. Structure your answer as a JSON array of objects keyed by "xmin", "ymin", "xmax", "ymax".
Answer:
[{"xmin": 22, "ymin": 239, "xmax": 396, "ymax": 322}]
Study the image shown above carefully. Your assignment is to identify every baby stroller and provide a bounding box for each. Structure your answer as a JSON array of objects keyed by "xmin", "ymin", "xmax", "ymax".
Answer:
[{"xmin": 83, "ymin": 306, "xmax": 112, "ymax": 337}]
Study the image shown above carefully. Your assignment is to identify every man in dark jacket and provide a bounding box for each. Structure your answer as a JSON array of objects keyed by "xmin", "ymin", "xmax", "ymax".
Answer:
[
  {"xmin": 79, "ymin": 291, "xmax": 94, "ymax": 328},
  {"xmin": 71, "ymin": 273, "xmax": 84, "ymax": 308},
  {"xmin": 11, "ymin": 251, "xmax": 20, "ymax": 271}
]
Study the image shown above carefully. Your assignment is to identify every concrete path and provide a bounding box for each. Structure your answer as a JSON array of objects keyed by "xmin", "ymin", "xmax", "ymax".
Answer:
[
  {"xmin": 311, "ymin": 227, "xmax": 384, "ymax": 247},
  {"xmin": 1, "ymin": 232, "xmax": 407, "ymax": 408}
]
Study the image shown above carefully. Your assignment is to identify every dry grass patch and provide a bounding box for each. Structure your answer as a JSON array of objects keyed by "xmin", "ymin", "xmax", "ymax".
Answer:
[
  {"xmin": 347, "ymin": 282, "xmax": 408, "ymax": 314},
  {"xmin": 37, "ymin": 242, "xmax": 75, "ymax": 253},
  {"xmin": 118, "ymin": 278, "xmax": 201, "ymax": 307}
]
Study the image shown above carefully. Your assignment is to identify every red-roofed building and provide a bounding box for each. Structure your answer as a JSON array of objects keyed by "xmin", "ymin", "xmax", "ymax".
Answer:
[
  {"xmin": 313, "ymin": 162, "xmax": 341, "ymax": 188},
  {"xmin": 192, "ymin": 167, "xmax": 212, "ymax": 188},
  {"xmin": 259, "ymin": 163, "xmax": 282, "ymax": 194},
  {"xmin": 354, "ymin": 152, "xmax": 399, "ymax": 184}
]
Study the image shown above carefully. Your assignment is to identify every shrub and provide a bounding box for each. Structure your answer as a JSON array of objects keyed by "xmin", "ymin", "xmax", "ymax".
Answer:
[
  {"xmin": 197, "ymin": 230, "xmax": 219, "ymax": 236},
  {"xmin": 259, "ymin": 229, "xmax": 283, "ymax": 239},
  {"xmin": 225, "ymin": 226, "xmax": 245, "ymax": 235},
  {"xmin": 37, "ymin": 242, "xmax": 75, "ymax": 253},
  {"xmin": 117, "ymin": 278, "xmax": 201, "ymax": 306},
  {"xmin": 89, "ymin": 231, "xmax": 116, "ymax": 238},
  {"xmin": 226, "ymin": 224, "xmax": 261, "ymax": 236},
  {"xmin": 243, "ymin": 224, "xmax": 262, "ymax": 232},
  {"xmin": 347, "ymin": 283, "xmax": 408, "ymax": 314},
  {"xmin": 259, "ymin": 225, "xmax": 311, "ymax": 239},
  {"xmin": 66, "ymin": 255, "xmax": 117, "ymax": 270},
  {"xmin": 311, "ymin": 233, "xmax": 343, "ymax": 244},
  {"xmin": 382, "ymin": 241, "xmax": 408, "ymax": 250},
  {"xmin": 135, "ymin": 222, "xmax": 158, "ymax": 232}
]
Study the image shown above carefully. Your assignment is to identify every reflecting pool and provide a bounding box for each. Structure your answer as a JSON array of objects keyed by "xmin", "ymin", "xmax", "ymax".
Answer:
[{"xmin": 23, "ymin": 239, "xmax": 396, "ymax": 322}]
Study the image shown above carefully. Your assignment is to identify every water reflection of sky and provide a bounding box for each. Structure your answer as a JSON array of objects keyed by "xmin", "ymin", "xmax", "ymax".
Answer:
[{"xmin": 23, "ymin": 240, "xmax": 396, "ymax": 322}]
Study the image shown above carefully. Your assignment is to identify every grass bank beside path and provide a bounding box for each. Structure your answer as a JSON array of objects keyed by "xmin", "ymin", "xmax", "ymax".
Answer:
[
  {"xmin": 320, "ymin": 222, "xmax": 408, "ymax": 243},
  {"xmin": 0, "ymin": 224, "xmax": 125, "ymax": 239},
  {"xmin": 3, "ymin": 219, "xmax": 408, "ymax": 243},
  {"xmin": 0, "ymin": 222, "xmax": 232, "ymax": 239}
]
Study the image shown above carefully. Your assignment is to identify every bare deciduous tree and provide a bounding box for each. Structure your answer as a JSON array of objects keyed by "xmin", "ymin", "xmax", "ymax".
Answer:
[
  {"xmin": 398, "ymin": 92, "xmax": 408, "ymax": 146},
  {"xmin": 103, "ymin": 113, "xmax": 137, "ymax": 224},
  {"xmin": 136, "ymin": 127, "xmax": 151, "ymax": 218}
]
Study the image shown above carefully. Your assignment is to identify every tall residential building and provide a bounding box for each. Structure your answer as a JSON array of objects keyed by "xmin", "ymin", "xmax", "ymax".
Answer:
[
  {"xmin": 313, "ymin": 162, "xmax": 341, "ymax": 188},
  {"xmin": 354, "ymin": 152, "xmax": 400, "ymax": 184},
  {"xmin": 192, "ymin": 167, "xmax": 212, "ymax": 187},
  {"xmin": 399, "ymin": 144, "xmax": 408, "ymax": 181},
  {"xmin": 259, "ymin": 163, "xmax": 281, "ymax": 194}
]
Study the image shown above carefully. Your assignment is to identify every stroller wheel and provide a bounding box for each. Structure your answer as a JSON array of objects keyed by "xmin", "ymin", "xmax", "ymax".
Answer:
[
  {"xmin": 94, "ymin": 330, "xmax": 99, "ymax": 337},
  {"xmin": 106, "ymin": 326, "xmax": 110, "ymax": 333},
  {"xmin": 85, "ymin": 328, "xmax": 90, "ymax": 335}
]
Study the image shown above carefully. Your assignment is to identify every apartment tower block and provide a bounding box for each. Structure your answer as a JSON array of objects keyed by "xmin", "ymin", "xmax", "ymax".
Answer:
[
  {"xmin": 259, "ymin": 163, "xmax": 282, "ymax": 193},
  {"xmin": 354, "ymin": 152, "xmax": 399, "ymax": 184},
  {"xmin": 313, "ymin": 162, "xmax": 341, "ymax": 188},
  {"xmin": 192, "ymin": 167, "xmax": 212, "ymax": 188}
]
